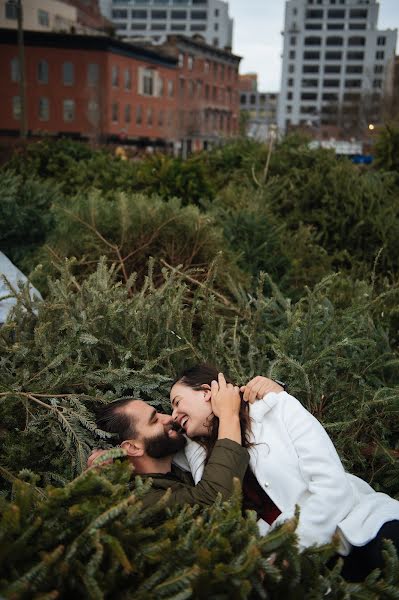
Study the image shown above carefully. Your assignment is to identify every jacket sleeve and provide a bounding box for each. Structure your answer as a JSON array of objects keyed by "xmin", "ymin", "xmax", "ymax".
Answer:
[
  {"xmin": 274, "ymin": 393, "xmax": 355, "ymax": 550},
  {"xmin": 167, "ymin": 439, "xmax": 249, "ymax": 507}
]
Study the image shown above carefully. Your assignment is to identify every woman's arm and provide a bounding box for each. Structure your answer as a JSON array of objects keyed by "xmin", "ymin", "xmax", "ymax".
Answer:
[{"xmin": 275, "ymin": 393, "xmax": 355, "ymax": 549}]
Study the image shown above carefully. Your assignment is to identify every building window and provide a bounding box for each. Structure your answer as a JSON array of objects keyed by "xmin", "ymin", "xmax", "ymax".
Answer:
[
  {"xmin": 306, "ymin": 23, "xmax": 322, "ymax": 30},
  {"xmin": 346, "ymin": 64, "xmax": 363, "ymax": 74},
  {"xmin": 112, "ymin": 9, "xmax": 127, "ymax": 18},
  {"xmin": 88, "ymin": 63, "xmax": 99, "ymax": 86},
  {"xmin": 328, "ymin": 9, "xmax": 345, "ymax": 18},
  {"xmin": 302, "ymin": 78, "xmax": 318, "ymax": 87},
  {"xmin": 348, "ymin": 36, "xmax": 365, "ymax": 46},
  {"xmin": 151, "ymin": 23, "xmax": 166, "ymax": 30},
  {"xmin": 290, "ymin": 36, "xmax": 297, "ymax": 45},
  {"xmin": 112, "ymin": 102, "xmax": 119, "ymax": 122},
  {"xmin": 187, "ymin": 55, "xmax": 194, "ymax": 70},
  {"xmin": 168, "ymin": 80, "xmax": 174, "ymax": 97},
  {"xmin": 287, "ymin": 78, "xmax": 294, "ymax": 87},
  {"xmin": 215, "ymin": 8, "xmax": 219, "ymax": 16},
  {"xmin": 178, "ymin": 53, "xmax": 184, "ymax": 68},
  {"xmin": 303, "ymin": 51, "xmax": 320, "ymax": 60},
  {"xmin": 347, "ymin": 51, "xmax": 364, "ymax": 60},
  {"xmin": 327, "ymin": 23, "xmax": 344, "ymax": 30},
  {"xmin": 325, "ymin": 51, "xmax": 342, "ymax": 60},
  {"xmin": 63, "ymin": 62, "xmax": 74, "ymax": 85},
  {"xmin": 326, "ymin": 36, "xmax": 343, "ymax": 46},
  {"xmin": 38, "ymin": 9, "xmax": 49, "ymax": 26},
  {"xmin": 125, "ymin": 68, "xmax": 131, "ymax": 90},
  {"xmin": 289, "ymin": 50, "xmax": 296, "ymax": 59},
  {"xmin": 301, "ymin": 92, "xmax": 318, "ymax": 100},
  {"xmin": 131, "ymin": 23, "xmax": 147, "ymax": 30},
  {"xmin": 287, "ymin": 91, "xmax": 293, "ymax": 100},
  {"xmin": 324, "ymin": 64, "xmax": 341, "ymax": 73},
  {"xmin": 375, "ymin": 51, "xmax": 385, "ymax": 60},
  {"xmin": 322, "ymin": 93, "xmax": 338, "ymax": 101},
  {"xmin": 350, "ymin": 9, "xmax": 367, "ymax": 18},
  {"xmin": 151, "ymin": 9, "xmax": 167, "ymax": 18},
  {"xmin": 191, "ymin": 24, "xmax": 206, "ymax": 31},
  {"xmin": 88, "ymin": 100, "xmax": 99, "ymax": 123},
  {"xmin": 305, "ymin": 36, "xmax": 321, "ymax": 46},
  {"xmin": 37, "ymin": 59, "xmax": 48, "ymax": 84},
  {"xmin": 5, "ymin": 2, "xmax": 17, "ymax": 19},
  {"xmin": 306, "ymin": 9, "xmax": 323, "ymax": 18},
  {"xmin": 377, "ymin": 36, "xmax": 386, "ymax": 46},
  {"xmin": 349, "ymin": 23, "xmax": 366, "ymax": 30},
  {"xmin": 323, "ymin": 79, "xmax": 340, "ymax": 87},
  {"xmin": 289, "ymin": 64, "xmax": 295, "ymax": 73},
  {"xmin": 374, "ymin": 64, "xmax": 384, "ymax": 74},
  {"xmin": 171, "ymin": 23, "xmax": 186, "ymax": 31},
  {"xmin": 147, "ymin": 107, "xmax": 153, "ymax": 125},
  {"xmin": 11, "ymin": 57, "xmax": 20, "ymax": 82},
  {"xmin": 214, "ymin": 23, "xmax": 219, "ymax": 31},
  {"xmin": 141, "ymin": 68, "xmax": 154, "ymax": 95},
  {"xmin": 373, "ymin": 79, "xmax": 382, "ymax": 88},
  {"xmin": 303, "ymin": 64, "xmax": 319, "ymax": 73},
  {"xmin": 112, "ymin": 65, "xmax": 119, "ymax": 87},
  {"xmin": 136, "ymin": 105, "xmax": 142, "ymax": 125},
  {"xmin": 131, "ymin": 10, "xmax": 147, "ymax": 18},
  {"xmin": 171, "ymin": 10, "xmax": 186, "ymax": 19},
  {"xmin": 191, "ymin": 10, "xmax": 207, "ymax": 19},
  {"xmin": 12, "ymin": 96, "xmax": 21, "ymax": 120},
  {"xmin": 345, "ymin": 79, "xmax": 362, "ymax": 88},
  {"xmin": 124, "ymin": 104, "xmax": 131, "ymax": 123},
  {"xmin": 158, "ymin": 109, "xmax": 164, "ymax": 126},
  {"xmin": 63, "ymin": 99, "xmax": 75, "ymax": 121},
  {"xmin": 38, "ymin": 97, "xmax": 49, "ymax": 120}
]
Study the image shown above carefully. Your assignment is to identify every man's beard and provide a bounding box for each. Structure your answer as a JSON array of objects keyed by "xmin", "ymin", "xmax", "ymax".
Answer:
[{"xmin": 144, "ymin": 426, "xmax": 186, "ymax": 459}]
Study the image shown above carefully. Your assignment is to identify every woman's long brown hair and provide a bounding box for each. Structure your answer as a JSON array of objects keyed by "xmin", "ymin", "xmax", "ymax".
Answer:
[{"xmin": 171, "ymin": 364, "xmax": 253, "ymax": 462}]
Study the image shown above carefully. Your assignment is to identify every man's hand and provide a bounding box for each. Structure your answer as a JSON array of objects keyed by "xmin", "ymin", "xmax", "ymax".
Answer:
[
  {"xmin": 211, "ymin": 373, "xmax": 241, "ymax": 419},
  {"xmin": 240, "ymin": 376, "xmax": 284, "ymax": 404},
  {"xmin": 87, "ymin": 449, "xmax": 112, "ymax": 470}
]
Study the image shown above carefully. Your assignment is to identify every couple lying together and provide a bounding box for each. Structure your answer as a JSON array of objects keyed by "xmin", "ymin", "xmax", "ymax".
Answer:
[{"xmin": 89, "ymin": 364, "xmax": 399, "ymax": 582}]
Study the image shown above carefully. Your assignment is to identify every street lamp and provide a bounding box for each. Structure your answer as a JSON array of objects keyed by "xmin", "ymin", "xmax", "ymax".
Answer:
[
  {"xmin": 368, "ymin": 123, "xmax": 375, "ymax": 131},
  {"xmin": 7, "ymin": 0, "xmax": 27, "ymax": 138}
]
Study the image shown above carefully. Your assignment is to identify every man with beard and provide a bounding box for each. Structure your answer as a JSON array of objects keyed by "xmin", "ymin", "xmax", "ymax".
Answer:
[{"xmin": 88, "ymin": 374, "xmax": 249, "ymax": 509}]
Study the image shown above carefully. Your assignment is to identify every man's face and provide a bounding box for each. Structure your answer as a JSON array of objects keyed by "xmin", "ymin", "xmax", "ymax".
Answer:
[{"xmin": 125, "ymin": 400, "xmax": 186, "ymax": 458}]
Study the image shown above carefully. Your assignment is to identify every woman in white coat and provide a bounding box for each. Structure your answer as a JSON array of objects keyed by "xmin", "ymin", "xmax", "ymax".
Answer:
[{"xmin": 170, "ymin": 365, "xmax": 399, "ymax": 582}]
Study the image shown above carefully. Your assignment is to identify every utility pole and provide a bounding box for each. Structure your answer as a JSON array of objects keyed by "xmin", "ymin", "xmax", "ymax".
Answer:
[{"xmin": 14, "ymin": 0, "xmax": 28, "ymax": 138}]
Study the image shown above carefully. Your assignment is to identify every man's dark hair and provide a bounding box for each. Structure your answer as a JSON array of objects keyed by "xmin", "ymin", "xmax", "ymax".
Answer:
[{"xmin": 94, "ymin": 398, "xmax": 139, "ymax": 444}]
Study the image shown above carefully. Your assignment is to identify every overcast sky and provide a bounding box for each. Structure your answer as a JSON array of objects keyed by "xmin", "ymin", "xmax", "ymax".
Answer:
[{"xmin": 228, "ymin": 0, "xmax": 399, "ymax": 91}]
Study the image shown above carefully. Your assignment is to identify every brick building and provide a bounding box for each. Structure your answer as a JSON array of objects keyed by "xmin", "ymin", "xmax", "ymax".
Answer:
[
  {"xmin": 238, "ymin": 74, "xmax": 278, "ymax": 141},
  {"xmin": 0, "ymin": 29, "xmax": 240, "ymax": 153},
  {"xmin": 159, "ymin": 34, "xmax": 241, "ymax": 154},
  {"xmin": 1, "ymin": 28, "xmax": 178, "ymax": 148}
]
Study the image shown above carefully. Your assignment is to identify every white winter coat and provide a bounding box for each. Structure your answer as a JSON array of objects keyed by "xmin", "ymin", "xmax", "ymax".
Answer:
[{"xmin": 178, "ymin": 391, "xmax": 399, "ymax": 554}]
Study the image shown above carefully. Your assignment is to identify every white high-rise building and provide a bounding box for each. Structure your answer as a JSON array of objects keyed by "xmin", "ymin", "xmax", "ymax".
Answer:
[
  {"xmin": 99, "ymin": 0, "xmax": 233, "ymax": 49},
  {"xmin": 277, "ymin": 0, "xmax": 397, "ymax": 134}
]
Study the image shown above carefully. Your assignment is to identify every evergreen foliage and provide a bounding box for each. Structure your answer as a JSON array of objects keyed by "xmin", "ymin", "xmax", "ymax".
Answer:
[
  {"xmin": 1, "ymin": 136, "xmax": 399, "ymax": 595},
  {"xmin": 1, "ymin": 461, "xmax": 399, "ymax": 599}
]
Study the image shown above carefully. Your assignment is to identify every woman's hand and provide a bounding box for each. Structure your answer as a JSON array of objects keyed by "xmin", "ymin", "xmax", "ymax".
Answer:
[
  {"xmin": 240, "ymin": 376, "xmax": 284, "ymax": 403},
  {"xmin": 212, "ymin": 373, "xmax": 242, "ymax": 444},
  {"xmin": 211, "ymin": 373, "xmax": 241, "ymax": 419}
]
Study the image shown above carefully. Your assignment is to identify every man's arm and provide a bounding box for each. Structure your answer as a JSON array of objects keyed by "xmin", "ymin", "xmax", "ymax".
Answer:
[{"xmin": 143, "ymin": 374, "xmax": 249, "ymax": 508}]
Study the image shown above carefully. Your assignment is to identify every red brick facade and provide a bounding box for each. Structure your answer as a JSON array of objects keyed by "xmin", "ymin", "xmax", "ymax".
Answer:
[{"xmin": 0, "ymin": 29, "xmax": 241, "ymax": 153}]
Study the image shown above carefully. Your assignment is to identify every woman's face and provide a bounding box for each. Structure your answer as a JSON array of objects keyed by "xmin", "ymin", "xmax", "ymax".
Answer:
[{"xmin": 170, "ymin": 382, "xmax": 212, "ymax": 437}]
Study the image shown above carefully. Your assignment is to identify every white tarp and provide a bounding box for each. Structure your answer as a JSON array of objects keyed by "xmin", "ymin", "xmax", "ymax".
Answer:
[{"xmin": 0, "ymin": 252, "xmax": 42, "ymax": 323}]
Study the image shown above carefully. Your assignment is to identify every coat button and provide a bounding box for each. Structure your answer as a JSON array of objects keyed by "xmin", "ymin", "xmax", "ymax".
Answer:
[{"xmin": 264, "ymin": 482, "xmax": 270, "ymax": 488}]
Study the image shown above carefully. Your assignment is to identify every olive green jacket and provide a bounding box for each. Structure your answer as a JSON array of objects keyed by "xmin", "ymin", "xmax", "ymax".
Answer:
[{"xmin": 139, "ymin": 439, "xmax": 249, "ymax": 509}]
